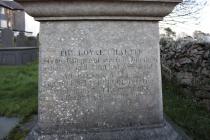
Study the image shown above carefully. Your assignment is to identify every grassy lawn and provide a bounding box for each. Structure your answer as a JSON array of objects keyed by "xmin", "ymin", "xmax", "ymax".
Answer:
[
  {"xmin": 0, "ymin": 62, "xmax": 210, "ymax": 140},
  {"xmin": 163, "ymin": 79, "xmax": 210, "ymax": 140},
  {"xmin": 0, "ymin": 62, "xmax": 38, "ymax": 118},
  {"xmin": 0, "ymin": 62, "xmax": 38, "ymax": 140}
]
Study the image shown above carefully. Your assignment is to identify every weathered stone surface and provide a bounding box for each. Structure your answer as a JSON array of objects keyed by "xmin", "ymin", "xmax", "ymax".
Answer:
[
  {"xmin": 26, "ymin": 121, "xmax": 186, "ymax": 140},
  {"xmin": 179, "ymin": 58, "xmax": 192, "ymax": 65},
  {"xmin": 1, "ymin": 28, "xmax": 14, "ymax": 47},
  {"xmin": 16, "ymin": 32, "xmax": 28, "ymax": 47},
  {"xmin": 15, "ymin": 0, "xmax": 181, "ymax": 21},
  {"xmin": 15, "ymin": 33, "xmax": 38, "ymax": 47},
  {"xmin": 203, "ymin": 51, "xmax": 209, "ymax": 59},
  {"xmin": 38, "ymin": 21, "xmax": 163, "ymax": 130},
  {"xmin": 176, "ymin": 72, "xmax": 193, "ymax": 86},
  {"xmin": 15, "ymin": 0, "xmax": 184, "ymax": 139}
]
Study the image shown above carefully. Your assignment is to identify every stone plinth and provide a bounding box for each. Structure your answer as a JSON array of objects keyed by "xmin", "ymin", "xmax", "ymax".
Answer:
[{"xmin": 15, "ymin": 0, "xmax": 183, "ymax": 140}]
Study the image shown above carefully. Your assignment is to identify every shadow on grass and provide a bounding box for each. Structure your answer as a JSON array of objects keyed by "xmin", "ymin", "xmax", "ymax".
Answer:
[{"xmin": 163, "ymin": 78, "xmax": 210, "ymax": 140}]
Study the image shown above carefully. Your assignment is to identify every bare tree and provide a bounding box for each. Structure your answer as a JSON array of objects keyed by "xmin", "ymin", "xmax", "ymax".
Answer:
[{"xmin": 160, "ymin": 0, "xmax": 207, "ymax": 27}]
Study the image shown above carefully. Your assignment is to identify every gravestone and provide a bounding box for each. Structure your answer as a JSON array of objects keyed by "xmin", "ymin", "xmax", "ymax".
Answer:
[
  {"xmin": 16, "ymin": 32, "xmax": 27, "ymax": 47},
  {"xmin": 16, "ymin": 0, "xmax": 183, "ymax": 140},
  {"xmin": 27, "ymin": 36, "xmax": 38, "ymax": 47},
  {"xmin": 1, "ymin": 28, "xmax": 14, "ymax": 47},
  {"xmin": 16, "ymin": 33, "xmax": 38, "ymax": 47}
]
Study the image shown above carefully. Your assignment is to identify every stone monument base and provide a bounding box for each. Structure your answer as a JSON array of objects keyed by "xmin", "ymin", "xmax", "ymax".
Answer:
[{"xmin": 26, "ymin": 120, "xmax": 187, "ymax": 140}]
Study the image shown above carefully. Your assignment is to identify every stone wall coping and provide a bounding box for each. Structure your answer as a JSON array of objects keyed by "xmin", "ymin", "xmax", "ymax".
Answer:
[{"xmin": 15, "ymin": 0, "xmax": 182, "ymax": 21}]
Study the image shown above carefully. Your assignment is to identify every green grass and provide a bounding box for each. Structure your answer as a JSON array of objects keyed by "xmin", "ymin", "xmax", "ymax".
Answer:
[
  {"xmin": 6, "ymin": 126, "xmax": 29, "ymax": 140},
  {"xmin": 0, "ymin": 62, "xmax": 38, "ymax": 119},
  {"xmin": 0, "ymin": 62, "xmax": 38, "ymax": 140},
  {"xmin": 163, "ymin": 79, "xmax": 210, "ymax": 140}
]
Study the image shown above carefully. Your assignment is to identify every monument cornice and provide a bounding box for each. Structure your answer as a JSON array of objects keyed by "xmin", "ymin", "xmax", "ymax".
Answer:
[{"xmin": 15, "ymin": 0, "xmax": 182, "ymax": 21}]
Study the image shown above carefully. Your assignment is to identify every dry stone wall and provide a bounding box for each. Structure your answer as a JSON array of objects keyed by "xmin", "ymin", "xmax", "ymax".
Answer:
[{"xmin": 161, "ymin": 37, "xmax": 210, "ymax": 111}]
